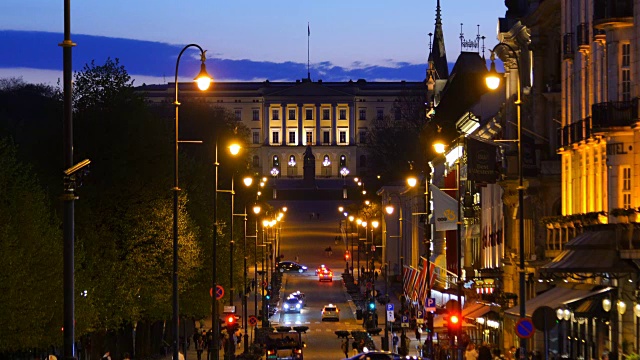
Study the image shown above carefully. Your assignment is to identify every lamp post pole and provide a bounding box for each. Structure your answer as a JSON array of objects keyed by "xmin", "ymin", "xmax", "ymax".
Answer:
[
  {"xmin": 242, "ymin": 207, "xmax": 249, "ymax": 353},
  {"xmin": 230, "ymin": 177, "xmax": 235, "ymax": 307},
  {"xmin": 456, "ymin": 160, "xmax": 462, "ymax": 360},
  {"xmin": 61, "ymin": 2, "xmax": 76, "ymax": 360},
  {"xmin": 425, "ymin": 170, "xmax": 433, "ymax": 357},
  {"xmin": 212, "ymin": 141, "xmax": 219, "ymax": 360},
  {"xmin": 173, "ymin": 43, "xmax": 210, "ymax": 360},
  {"xmin": 489, "ymin": 43, "xmax": 526, "ymax": 357}
]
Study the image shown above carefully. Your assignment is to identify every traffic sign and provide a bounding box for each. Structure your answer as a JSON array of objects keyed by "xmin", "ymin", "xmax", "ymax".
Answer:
[
  {"xmin": 210, "ymin": 285, "xmax": 226, "ymax": 300},
  {"xmin": 401, "ymin": 315, "xmax": 409, "ymax": 328},
  {"xmin": 416, "ymin": 310, "xmax": 424, "ymax": 324},
  {"xmin": 223, "ymin": 305, "xmax": 236, "ymax": 314},
  {"xmin": 387, "ymin": 311, "xmax": 395, "ymax": 322},
  {"xmin": 248, "ymin": 316, "xmax": 258, "ymax": 327},
  {"xmin": 515, "ymin": 318, "xmax": 535, "ymax": 339},
  {"xmin": 426, "ymin": 298, "xmax": 436, "ymax": 312},
  {"xmin": 387, "ymin": 304, "xmax": 394, "ymax": 312}
]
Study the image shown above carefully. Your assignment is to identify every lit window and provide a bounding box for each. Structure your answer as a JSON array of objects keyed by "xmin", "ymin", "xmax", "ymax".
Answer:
[
  {"xmin": 306, "ymin": 131, "xmax": 313, "ymax": 144},
  {"xmin": 622, "ymin": 43, "xmax": 631, "ymax": 101},
  {"xmin": 339, "ymin": 131, "xmax": 347, "ymax": 144},
  {"xmin": 622, "ymin": 166, "xmax": 631, "ymax": 208}
]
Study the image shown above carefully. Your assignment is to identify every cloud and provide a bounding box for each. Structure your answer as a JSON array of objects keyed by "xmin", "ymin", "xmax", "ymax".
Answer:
[{"xmin": 0, "ymin": 30, "xmax": 454, "ymax": 84}]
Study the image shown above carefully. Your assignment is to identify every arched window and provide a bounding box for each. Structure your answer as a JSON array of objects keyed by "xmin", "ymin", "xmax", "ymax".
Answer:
[
  {"xmin": 252, "ymin": 155, "xmax": 260, "ymax": 168},
  {"xmin": 272, "ymin": 155, "xmax": 280, "ymax": 168},
  {"xmin": 322, "ymin": 155, "xmax": 331, "ymax": 167},
  {"xmin": 339, "ymin": 154, "xmax": 347, "ymax": 168},
  {"xmin": 359, "ymin": 155, "xmax": 367, "ymax": 167},
  {"xmin": 288, "ymin": 155, "xmax": 296, "ymax": 167}
]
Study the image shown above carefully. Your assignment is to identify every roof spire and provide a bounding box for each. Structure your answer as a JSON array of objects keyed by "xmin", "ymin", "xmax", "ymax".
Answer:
[{"xmin": 428, "ymin": 0, "xmax": 449, "ymax": 80}]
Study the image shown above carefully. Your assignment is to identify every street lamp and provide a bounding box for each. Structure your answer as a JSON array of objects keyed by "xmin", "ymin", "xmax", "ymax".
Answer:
[
  {"xmin": 252, "ymin": 204, "xmax": 261, "ymax": 321},
  {"xmin": 434, "ymin": 139, "xmax": 463, "ymax": 358},
  {"xmin": 487, "ymin": 43, "xmax": 526, "ymax": 355},
  {"xmin": 341, "ymin": 167, "xmax": 350, "ymax": 199},
  {"xmin": 349, "ymin": 215, "xmax": 355, "ymax": 273},
  {"xmin": 173, "ymin": 43, "xmax": 212, "ymax": 360},
  {"xmin": 212, "ymin": 140, "xmax": 240, "ymax": 360},
  {"xmin": 271, "ymin": 168, "xmax": 279, "ymax": 199}
]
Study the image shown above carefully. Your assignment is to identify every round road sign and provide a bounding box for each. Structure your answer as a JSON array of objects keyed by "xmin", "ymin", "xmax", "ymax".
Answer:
[
  {"xmin": 248, "ymin": 316, "xmax": 258, "ymax": 327},
  {"xmin": 515, "ymin": 318, "xmax": 535, "ymax": 339},
  {"xmin": 210, "ymin": 285, "xmax": 225, "ymax": 300}
]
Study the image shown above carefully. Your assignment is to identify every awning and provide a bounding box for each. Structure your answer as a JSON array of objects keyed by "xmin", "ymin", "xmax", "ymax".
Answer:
[
  {"xmin": 433, "ymin": 302, "xmax": 490, "ymax": 328},
  {"xmin": 505, "ymin": 284, "xmax": 612, "ymax": 318},
  {"xmin": 540, "ymin": 226, "xmax": 639, "ymax": 274}
]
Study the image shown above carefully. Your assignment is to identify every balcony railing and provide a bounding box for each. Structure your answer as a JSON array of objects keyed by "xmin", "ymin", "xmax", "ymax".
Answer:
[
  {"xmin": 558, "ymin": 117, "xmax": 592, "ymax": 149},
  {"xmin": 576, "ymin": 23, "xmax": 590, "ymax": 47},
  {"xmin": 563, "ymin": 33, "xmax": 574, "ymax": 59},
  {"xmin": 593, "ymin": 0, "xmax": 633, "ymax": 28},
  {"xmin": 592, "ymin": 98, "xmax": 639, "ymax": 129}
]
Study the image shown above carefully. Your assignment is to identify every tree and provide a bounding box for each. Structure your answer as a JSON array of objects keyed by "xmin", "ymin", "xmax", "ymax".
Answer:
[
  {"xmin": 366, "ymin": 86, "xmax": 431, "ymax": 181},
  {"xmin": 0, "ymin": 138, "xmax": 63, "ymax": 352}
]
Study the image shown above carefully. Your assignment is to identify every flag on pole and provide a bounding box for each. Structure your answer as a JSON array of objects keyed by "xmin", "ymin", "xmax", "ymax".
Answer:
[
  {"xmin": 430, "ymin": 184, "xmax": 458, "ymax": 231},
  {"xmin": 308, "ymin": 23, "xmax": 310, "ymax": 36}
]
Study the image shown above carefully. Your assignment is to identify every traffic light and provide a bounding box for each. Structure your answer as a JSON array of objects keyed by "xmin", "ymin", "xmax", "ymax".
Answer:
[
  {"xmin": 446, "ymin": 311, "xmax": 461, "ymax": 333},
  {"xmin": 368, "ymin": 300, "xmax": 376, "ymax": 311},
  {"xmin": 344, "ymin": 251, "xmax": 350, "ymax": 261},
  {"xmin": 265, "ymin": 290, "xmax": 271, "ymax": 300},
  {"xmin": 226, "ymin": 315, "xmax": 236, "ymax": 328},
  {"xmin": 426, "ymin": 312, "xmax": 434, "ymax": 333}
]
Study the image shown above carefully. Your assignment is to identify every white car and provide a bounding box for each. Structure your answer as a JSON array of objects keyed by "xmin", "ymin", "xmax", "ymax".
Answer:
[{"xmin": 321, "ymin": 304, "xmax": 340, "ymax": 321}]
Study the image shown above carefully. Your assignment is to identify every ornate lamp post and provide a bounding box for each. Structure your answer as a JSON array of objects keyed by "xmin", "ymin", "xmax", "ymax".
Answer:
[
  {"xmin": 486, "ymin": 43, "xmax": 526, "ymax": 357},
  {"xmin": 173, "ymin": 44, "xmax": 212, "ymax": 360}
]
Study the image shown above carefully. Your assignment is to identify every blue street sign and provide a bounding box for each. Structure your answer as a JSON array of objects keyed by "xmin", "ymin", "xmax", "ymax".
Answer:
[
  {"xmin": 401, "ymin": 315, "xmax": 409, "ymax": 327},
  {"xmin": 515, "ymin": 318, "xmax": 535, "ymax": 339},
  {"xmin": 426, "ymin": 297, "xmax": 436, "ymax": 312},
  {"xmin": 387, "ymin": 303, "xmax": 394, "ymax": 311}
]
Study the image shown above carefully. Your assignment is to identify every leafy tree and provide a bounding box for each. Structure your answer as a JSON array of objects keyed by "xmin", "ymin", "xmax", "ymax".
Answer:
[
  {"xmin": 0, "ymin": 138, "xmax": 63, "ymax": 352},
  {"xmin": 366, "ymin": 87, "xmax": 428, "ymax": 181}
]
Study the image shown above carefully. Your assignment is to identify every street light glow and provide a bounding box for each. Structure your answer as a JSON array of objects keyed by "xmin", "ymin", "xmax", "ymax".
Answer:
[
  {"xmin": 385, "ymin": 205, "xmax": 394, "ymax": 215},
  {"xmin": 243, "ymin": 176, "xmax": 253, "ymax": 187},
  {"xmin": 253, "ymin": 205, "xmax": 261, "ymax": 214},
  {"xmin": 194, "ymin": 62, "xmax": 213, "ymax": 91},
  {"xmin": 372, "ymin": 220, "xmax": 379, "ymax": 228},
  {"xmin": 485, "ymin": 53, "xmax": 501, "ymax": 90},
  {"xmin": 229, "ymin": 143, "xmax": 241, "ymax": 155},
  {"xmin": 407, "ymin": 176, "xmax": 418, "ymax": 188}
]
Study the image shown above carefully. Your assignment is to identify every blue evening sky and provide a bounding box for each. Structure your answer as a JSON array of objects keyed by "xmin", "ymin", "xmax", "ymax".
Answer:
[{"xmin": 0, "ymin": 0, "xmax": 506, "ymax": 85}]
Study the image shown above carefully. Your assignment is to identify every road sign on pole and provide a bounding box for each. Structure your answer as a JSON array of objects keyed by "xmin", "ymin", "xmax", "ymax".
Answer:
[
  {"xmin": 401, "ymin": 315, "xmax": 409, "ymax": 328},
  {"xmin": 215, "ymin": 285, "xmax": 224, "ymax": 300},
  {"xmin": 416, "ymin": 310, "xmax": 424, "ymax": 324},
  {"xmin": 515, "ymin": 318, "xmax": 535, "ymax": 339},
  {"xmin": 248, "ymin": 316, "xmax": 258, "ymax": 327},
  {"xmin": 426, "ymin": 298, "xmax": 436, "ymax": 312},
  {"xmin": 386, "ymin": 303, "xmax": 395, "ymax": 322}
]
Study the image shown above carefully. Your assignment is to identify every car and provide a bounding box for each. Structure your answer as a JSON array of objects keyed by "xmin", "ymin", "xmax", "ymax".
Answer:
[
  {"xmin": 315, "ymin": 264, "xmax": 328, "ymax": 275},
  {"xmin": 321, "ymin": 304, "xmax": 340, "ymax": 321},
  {"xmin": 318, "ymin": 267, "xmax": 333, "ymax": 282},
  {"xmin": 283, "ymin": 297, "xmax": 302, "ymax": 313},
  {"xmin": 277, "ymin": 261, "xmax": 308, "ymax": 273},
  {"xmin": 289, "ymin": 291, "xmax": 306, "ymax": 306},
  {"xmin": 344, "ymin": 351, "xmax": 404, "ymax": 360}
]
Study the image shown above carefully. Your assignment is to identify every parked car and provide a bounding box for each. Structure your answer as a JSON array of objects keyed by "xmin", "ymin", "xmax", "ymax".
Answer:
[{"xmin": 277, "ymin": 261, "xmax": 308, "ymax": 273}]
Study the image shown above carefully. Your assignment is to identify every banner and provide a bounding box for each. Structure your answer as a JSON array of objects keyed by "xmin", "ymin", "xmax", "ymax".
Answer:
[
  {"xmin": 467, "ymin": 137, "xmax": 498, "ymax": 183},
  {"xmin": 430, "ymin": 184, "xmax": 458, "ymax": 231}
]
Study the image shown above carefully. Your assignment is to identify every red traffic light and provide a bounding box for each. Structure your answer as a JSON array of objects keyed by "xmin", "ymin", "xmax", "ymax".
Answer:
[
  {"xmin": 344, "ymin": 251, "xmax": 350, "ymax": 261},
  {"xmin": 226, "ymin": 315, "xmax": 236, "ymax": 325},
  {"xmin": 450, "ymin": 314, "xmax": 459, "ymax": 324}
]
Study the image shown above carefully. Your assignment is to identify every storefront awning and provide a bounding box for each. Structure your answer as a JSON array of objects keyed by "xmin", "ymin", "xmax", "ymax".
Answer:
[
  {"xmin": 433, "ymin": 302, "xmax": 491, "ymax": 328},
  {"xmin": 505, "ymin": 284, "xmax": 612, "ymax": 318}
]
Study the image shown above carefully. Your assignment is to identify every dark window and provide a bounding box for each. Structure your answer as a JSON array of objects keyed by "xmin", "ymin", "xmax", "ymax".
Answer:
[
  {"xmin": 323, "ymin": 131, "xmax": 330, "ymax": 144},
  {"xmin": 394, "ymin": 109, "xmax": 402, "ymax": 120},
  {"xmin": 288, "ymin": 109, "xmax": 296, "ymax": 120},
  {"xmin": 252, "ymin": 131, "xmax": 260, "ymax": 144},
  {"xmin": 323, "ymin": 109, "xmax": 330, "ymax": 120},
  {"xmin": 359, "ymin": 109, "xmax": 366, "ymax": 120},
  {"xmin": 376, "ymin": 109, "xmax": 383, "ymax": 120},
  {"xmin": 252, "ymin": 155, "xmax": 260, "ymax": 168},
  {"xmin": 272, "ymin": 132, "xmax": 279, "ymax": 144},
  {"xmin": 234, "ymin": 109, "xmax": 241, "ymax": 120},
  {"xmin": 339, "ymin": 109, "xmax": 347, "ymax": 120},
  {"xmin": 272, "ymin": 109, "xmax": 279, "ymax": 120},
  {"xmin": 289, "ymin": 131, "xmax": 296, "ymax": 144},
  {"xmin": 252, "ymin": 109, "xmax": 260, "ymax": 121},
  {"xmin": 306, "ymin": 109, "xmax": 313, "ymax": 120},
  {"xmin": 359, "ymin": 131, "xmax": 367, "ymax": 144}
]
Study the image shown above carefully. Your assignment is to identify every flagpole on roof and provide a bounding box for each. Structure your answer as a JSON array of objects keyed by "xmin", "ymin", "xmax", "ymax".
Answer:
[{"xmin": 307, "ymin": 22, "xmax": 310, "ymax": 80}]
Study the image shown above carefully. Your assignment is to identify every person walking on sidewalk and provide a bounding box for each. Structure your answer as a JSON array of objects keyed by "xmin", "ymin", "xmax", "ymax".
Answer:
[{"xmin": 415, "ymin": 326, "xmax": 421, "ymax": 342}]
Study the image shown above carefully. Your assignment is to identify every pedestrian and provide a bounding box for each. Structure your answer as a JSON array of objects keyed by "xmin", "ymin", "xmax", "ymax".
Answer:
[
  {"xmin": 415, "ymin": 326, "xmax": 421, "ymax": 342},
  {"xmin": 465, "ymin": 343, "xmax": 479, "ymax": 360},
  {"xmin": 195, "ymin": 334, "xmax": 204, "ymax": 360},
  {"xmin": 374, "ymin": 270, "xmax": 379, "ymax": 281},
  {"xmin": 478, "ymin": 343, "xmax": 492, "ymax": 360},
  {"xmin": 392, "ymin": 333, "xmax": 399, "ymax": 353}
]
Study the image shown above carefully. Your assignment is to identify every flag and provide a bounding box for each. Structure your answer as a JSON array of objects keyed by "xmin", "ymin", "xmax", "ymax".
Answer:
[
  {"xmin": 416, "ymin": 258, "xmax": 428, "ymax": 303},
  {"xmin": 308, "ymin": 23, "xmax": 310, "ymax": 36},
  {"xmin": 430, "ymin": 184, "xmax": 458, "ymax": 231}
]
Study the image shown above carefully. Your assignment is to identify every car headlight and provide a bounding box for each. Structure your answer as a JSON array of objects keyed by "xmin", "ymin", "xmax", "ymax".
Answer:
[
  {"xmin": 284, "ymin": 304, "xmax": 289, "ymax": 309},
  {"xmin": 302, "ymin": 266, "xmax": 307, "ymax": 269},
  {"xmin": 296, "ymin": 304, "xmax": 300, "ymax": 309}
]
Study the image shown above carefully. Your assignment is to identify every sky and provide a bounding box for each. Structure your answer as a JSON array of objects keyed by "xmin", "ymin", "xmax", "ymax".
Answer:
[{"xmin": 0, "ymin": 0, "xmax": 506, "ymax": 86}]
